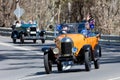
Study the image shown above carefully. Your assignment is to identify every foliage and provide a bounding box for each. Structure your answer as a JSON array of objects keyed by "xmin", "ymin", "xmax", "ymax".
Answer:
[{"xmin": 0, "ymin": 0, "xmax": 119, "ymax": 35}]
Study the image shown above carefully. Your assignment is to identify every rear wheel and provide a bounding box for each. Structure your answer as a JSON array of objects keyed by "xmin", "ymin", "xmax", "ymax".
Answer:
[
  {"xmin": 94, "ymin": 45, "xmax": 101, "ymax": 69},
  {"xmin": 44, "ymin": 53, "xmax": 52, "ymax": 74},
  {"xmin": 13, "ymin": 39, "xmax": 16, "ymax": 43},
  {"xmin": 84, "ymin": 50, "xmax": 91, "ymax": 71},
  {"xmin": 20, "ymin": 34, "xmax": 24, "ymax": 43}
]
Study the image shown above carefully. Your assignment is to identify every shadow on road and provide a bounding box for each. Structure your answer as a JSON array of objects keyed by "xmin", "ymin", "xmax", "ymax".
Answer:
[
  {"xmin": 8, "ymin": 40, "xmax": 55, "ymax": 47},
  {"xmin": 0, "ymin": 50, "xmax": 43, "ymax": 61},
  {"xmin": 0, "ymin": 49, "xmax": 45, "ymax": 72},
  {"xmin": 32, "ymin": 68, "xmax": 87, "ymax": 76}
]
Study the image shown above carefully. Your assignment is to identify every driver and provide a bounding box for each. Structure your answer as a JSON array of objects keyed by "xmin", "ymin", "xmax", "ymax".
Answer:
[
  {"xmin": 15, "ymin": 20, "xmax": 21, "ymax": 27},
  {"xmin": 60, "ymin": 25, "xmax": 68, "ymax": 34}
]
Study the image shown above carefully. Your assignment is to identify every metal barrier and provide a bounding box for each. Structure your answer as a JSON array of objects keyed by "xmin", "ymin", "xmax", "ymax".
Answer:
[
  {"xmin": 0, "ymin": 27, "xmax": 120, "ymax": 42},
  {"xmin": 101, "ymin": 35, "xmax": 120, "ymax": 42},
  {"xmin": 0, "ymin": 27, "xmax": 12, "ymax": 36}
]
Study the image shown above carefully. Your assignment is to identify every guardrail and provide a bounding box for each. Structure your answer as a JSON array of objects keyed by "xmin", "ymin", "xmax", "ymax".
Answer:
[
  {"xmin": 0, "ymin": 27, "xmax": 120, "ymax": 43},
  {"xmin": 101, "ymin": 35, "xmax": 120, "ymax": 42},
  {"xmin": 0, "ymin": 27, "xmax": 12, "ymax": 36}
]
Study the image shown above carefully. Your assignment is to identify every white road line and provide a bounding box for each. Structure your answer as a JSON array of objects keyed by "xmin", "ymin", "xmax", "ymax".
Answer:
[
  {"xmin": 108, "ymin": 77, "xmax": 120, "ymax": 80},
  {"xmin": 18, "ymin": 75, "xmax": 47, "ymax": 80},
  {"xmin": 0, "ymin": 42, "xmax": 43, "ymax": 55},
  {"xmin": 0, "ymin": 42, "xmax": 31, "ymax": 51}
]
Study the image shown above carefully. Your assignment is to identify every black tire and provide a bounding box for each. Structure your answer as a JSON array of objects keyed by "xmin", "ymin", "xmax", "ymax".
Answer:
[
  {"xmin": 94, "ymin": 60, "xmax": 99, "ymax": 69},
  {"xmin": 41, "ymin": 39, "xmax": 45, "ymax": 44},
  {"xmin": 20, "ymin": 34, "xmax": 24, "ymax": 43},
  {"xmin": 93, "ymin": 45, "xmax": 101, "ymax": 69},
  {"xmin": 44, "ymin": 53, "xmax": 52, "ymax": 74},
  {"xmin": 57, "ymin": 62, "xmax": 63, "ymax": 72},
  {"xmin": 13, "ymin": 39, "xmax": 16, "ymax": 43},
  {"xmin": 84, "ymin": 50, "xmax": 91, "ymax": 71},
  {"xmin": 33, "ymin": 39, "xmax": 36, "ymax": 43},
  {"xmin": 98, "ymin": 45, "xmax": 101, "ymax": 57},
  {"xmin": 94, "ymin": 45, "xmax": 101, "ymax": 57}
]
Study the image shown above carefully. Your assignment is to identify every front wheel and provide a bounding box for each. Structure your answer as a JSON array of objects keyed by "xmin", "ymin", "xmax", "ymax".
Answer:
[
  {"xmin": 94, "ymin": 60, "xmax": 99, "ymax": 69},
  {"xmin": 57, "ymin": 61, "xmax": 63, "ymax": 72},
  {"xmin": 44, "ymin": 53, "xmax": 52, "ymax": 74},
  {"xmin": 84, "ymin": 50, "xmax": 91, "ymax": 71}
]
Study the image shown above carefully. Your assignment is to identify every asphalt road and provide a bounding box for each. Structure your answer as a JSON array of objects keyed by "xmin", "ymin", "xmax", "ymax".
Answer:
[{"xmin": 0, "ymin": 36, "xmax": 120, "ymax": 80}]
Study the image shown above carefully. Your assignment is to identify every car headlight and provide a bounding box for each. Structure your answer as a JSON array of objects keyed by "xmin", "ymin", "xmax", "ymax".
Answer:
[
  {"xmin": 53, "ymin": 48, "xmax": 59, "ymax": 54},
  {"xmin": 27, "ymin": 28, "xmax": 30, "ymax": 32},
  {"xmin": 72, "ymin": 47, "xmax": 78, "ymax": 53},
  {"xmin": 37, "ymin": 28, "xmax": 39, "ymax": 32}
]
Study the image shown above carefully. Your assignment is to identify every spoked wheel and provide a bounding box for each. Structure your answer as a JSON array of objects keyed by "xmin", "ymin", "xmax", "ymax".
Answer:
[
  {"xmin": 20, "ymin": 34, "xmax": 24, "ymax": 44},
  {"xmin": 57, "ymin": 61, "xmax": 63, "ymax": 72},
  {"xmin": 44, "ymin": 53, "xmax": 52, "ymax": 74},
  {"xmin": 13, "ymin": 39, "xmax": 16, "ymax": 43},
  {"xmin": 84, "ymin": 50, "xmax": 91, "ymax": 71},
  {"xmin": 94, "ymin": 45, "xmax": 101, "ymax": 69}
]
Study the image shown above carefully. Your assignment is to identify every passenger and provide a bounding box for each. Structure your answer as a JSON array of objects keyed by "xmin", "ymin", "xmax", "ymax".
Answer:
[
  {"xmin": 81, "ymin": 22, "xmax": 91, "ymax": 37},
  {"xmin": 81, "ymin": 13, "xmax": 100, "ymax": 37},
  {"xmin": 28, "ymin": 20, "xmax": 33, "ymax": 24},
  {"xmin": 88, "ymin": 15, "xmax": 95, "ymax": 29},
  {"xmin": 15, "ymin": 20, "xmax": 21, "ymax": 27},
  {"xmin": 81, "ymin": 13, "xmax": 93, "ymax": 37}
]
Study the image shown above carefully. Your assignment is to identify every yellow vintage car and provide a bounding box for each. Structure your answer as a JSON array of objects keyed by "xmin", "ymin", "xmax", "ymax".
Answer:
[{"xmin": 42, "ymin": 23, "xmax": 101, "ymax": 74}]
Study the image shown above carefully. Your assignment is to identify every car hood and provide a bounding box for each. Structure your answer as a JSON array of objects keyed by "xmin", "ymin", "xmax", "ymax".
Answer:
[{"xmin": 55, "ymin": 34, "xmax": 85, "ymax": 56}]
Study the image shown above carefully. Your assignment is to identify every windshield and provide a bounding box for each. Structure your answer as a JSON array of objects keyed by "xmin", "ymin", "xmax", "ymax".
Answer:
[{"xmin": 57, "ymin": 22, "xmax": 85, "ymax": 34}]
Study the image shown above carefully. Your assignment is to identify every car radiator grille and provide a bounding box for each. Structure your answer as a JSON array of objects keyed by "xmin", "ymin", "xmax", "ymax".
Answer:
[
  {"xmin": 61, "ymin": 42, "xmax": 72, "ymax": 55},
  {"xmin": 30, "ymin": 27, "xmax": 36, "ymax": 31}
]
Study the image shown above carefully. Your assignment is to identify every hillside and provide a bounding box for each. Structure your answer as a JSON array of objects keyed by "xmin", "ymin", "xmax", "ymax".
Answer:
[{"xmin": 0, "ymin": 0, "xmax": 120, "ymax": 35}]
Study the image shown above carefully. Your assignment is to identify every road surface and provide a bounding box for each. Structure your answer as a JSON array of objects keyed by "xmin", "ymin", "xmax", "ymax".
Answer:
[{"xmin": 0, "ymin": 36, "xmax": 120, "ymax": 80}]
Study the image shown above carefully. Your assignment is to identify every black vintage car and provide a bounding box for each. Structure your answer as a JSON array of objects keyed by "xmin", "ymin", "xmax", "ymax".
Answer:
[{"xmin": 11, "ymin": 23, "xmax": 46, "ymax": 43}]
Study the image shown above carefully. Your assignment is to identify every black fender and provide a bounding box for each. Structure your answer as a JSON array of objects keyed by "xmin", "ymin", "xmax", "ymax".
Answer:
[
  {"xmin": 11, "ymin": 30, "xmax": 19, "ymax": 38},
  {"xmin": 19, "ymin": 30, "xmax": 25, "ymax": 37},
  {"xmin": 42, "ymin": 47, "xmax": 51, "ymax": 53},
  {"xmin": 42, "ymin": 47, "xmax": 56, "ymax": 62},
  {"xmin": 79, "ymin": 45, "xmax": 92, "ymax": 57},
  {"xmin": 19, "ymin": 30, "xmax": 24, "ymax": 34},
  {"xmin": 82, "ymin": 45, "xmax": 92, "ymax": 60},
  {"xmin": 40, "ymin": 30, "xmax": 46, "ymax": 37},
  {"xmin": 83, "ymin": 45, "xmax": 92, "ymax": 51}
]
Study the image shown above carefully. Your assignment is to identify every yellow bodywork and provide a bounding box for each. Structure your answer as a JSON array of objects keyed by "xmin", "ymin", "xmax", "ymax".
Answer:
[{"xmin": 55, "ymin": 34, "xmax": 99, "ymax": 56}]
